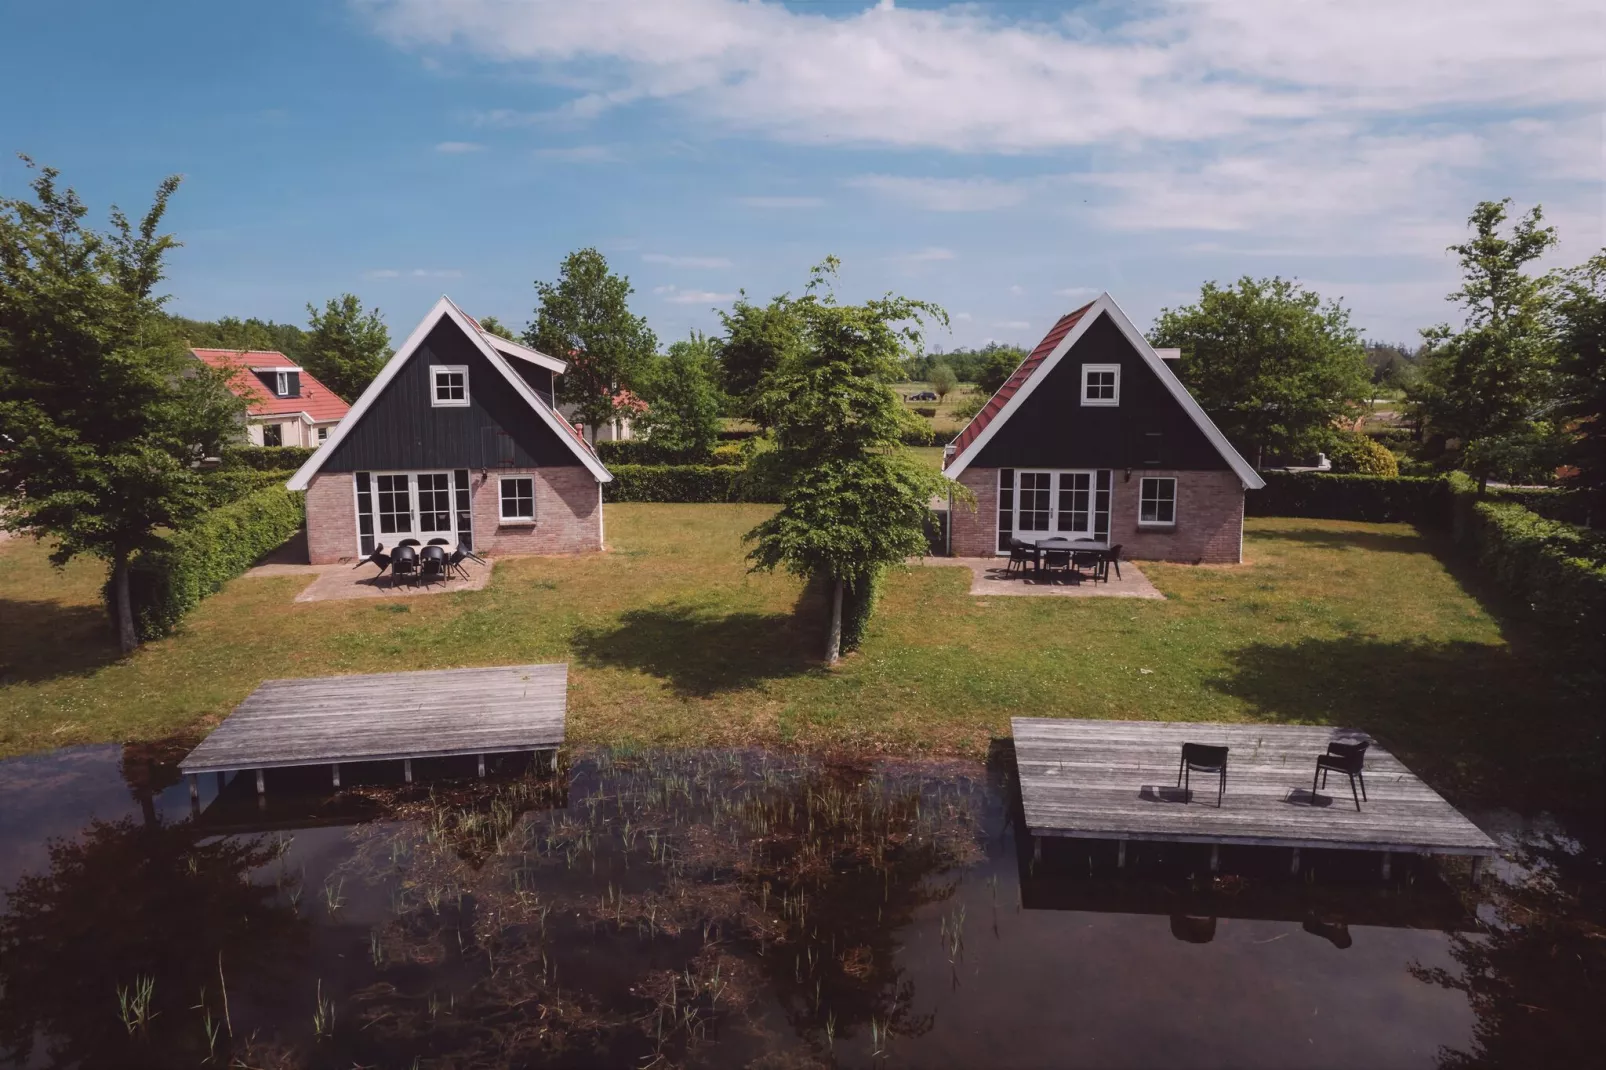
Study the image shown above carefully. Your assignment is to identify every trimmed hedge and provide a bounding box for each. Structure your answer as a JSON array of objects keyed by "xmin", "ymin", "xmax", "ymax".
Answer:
[
  {"xmin": 199, "ymin": 467, "xmax": 297, "ymax": 507},
  {"xmin": 602, "ymin": 464, "xmax": 778, "ymax": 504},
  {"xmin": 1488, "ymin": 486, "xmax": 1594, "ymax": 527},
  {"xmin": 1247, "ymin": 471, "xmax": 1449, "ymax": 525},
  {"xmin": 112, "ymin": 485, "xmax": 306, "ymax": 641},
  {"xmin": 595, "ymin": 440, "xmax": 743, "ymax": 467},
  {"xmin": 898, "ymin": 427, "xmax": 960, "ymax": 447},
  {"xmin": 223, "ymin": 445, "xmax": 316, "ymax": 471}
]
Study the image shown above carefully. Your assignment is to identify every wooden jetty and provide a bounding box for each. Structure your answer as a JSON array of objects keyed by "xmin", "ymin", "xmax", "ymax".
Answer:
[
  {"xmin": 179, "ymin": 664, "xmax": 567, "ymax": 797},
  {"xmin": 1012, "ymin": 718, "xmax": 1498, "ymax": 882}
]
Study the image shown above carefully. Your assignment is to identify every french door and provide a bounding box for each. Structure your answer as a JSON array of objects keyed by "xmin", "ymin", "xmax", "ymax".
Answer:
[
  {"xmin": 356, "ymin": 470, "xmax": 473, "ymax": 556},
  {"xmin": 999, "ymin": 469, "xmax": 1112, "ymax": 550}
]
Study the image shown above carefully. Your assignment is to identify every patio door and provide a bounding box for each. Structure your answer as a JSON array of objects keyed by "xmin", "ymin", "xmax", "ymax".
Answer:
[{"xmin": 1009, "ymin": 469, "xmax": 1112, "ymax": 546}]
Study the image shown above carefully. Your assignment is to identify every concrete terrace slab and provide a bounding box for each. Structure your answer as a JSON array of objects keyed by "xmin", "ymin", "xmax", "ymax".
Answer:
[
  {"xmin": 241, "ymin": 558, "xmax": 494, "ymax": 602},
  {"xmin": 918, "ymin": 557, "xmax": 1165, "ymax": 599}
]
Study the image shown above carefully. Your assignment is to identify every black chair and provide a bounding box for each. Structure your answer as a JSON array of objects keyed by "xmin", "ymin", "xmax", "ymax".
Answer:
[
  {"xmin": 353, "ymin": 543, "xmax": 391, "ymax": 581},
  {"xmin": 426, "ymin": 537, "xmax": 451, "ymax": 546},
  {"xmin": 1041, "ymin": 547, "xmax": 1072, "ymax": 574},
  {"xmin": 1177, "ymin": 743, "xmax": 1229, "ymax": 807},
  {"xmin": 1070, "ymin": 539, "xmax": 1102, "ymax": 578},
  {"xmin": 1006, "ymin": 539, "xmax": 1030, "ymax": 575},
  {"xmin": 446, "ymin": 544, "xmax": 471, "ymax": 580},
  {"xmin": 1313, "ymin": 740, "xmax": 1369, "ymax": 811},
  {"xmin": 418, "ymin": 544, "xmax": 449, "ymax": 586},
  {"xmin": 397, "ymin": 538, "xmax": 421, "ymax": 548},
  {"xmin": 390, "ymin": 544, "xmax": 419, "ymax": 587}
]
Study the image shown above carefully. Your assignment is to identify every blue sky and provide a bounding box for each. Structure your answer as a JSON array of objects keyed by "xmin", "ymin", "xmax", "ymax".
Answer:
[{"xmin": 2, "ymin": 0, "xmax": 1599, "ymax": 352}]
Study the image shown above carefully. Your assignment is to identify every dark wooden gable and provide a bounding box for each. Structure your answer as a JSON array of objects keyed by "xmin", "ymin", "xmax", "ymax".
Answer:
[
  {"xmin": 320, "ymin": 318, "xmax": 585, "ymax": 473},
  {"xmin": 971, "ymin": 311, "xmax": 1228, "ymax": 472}
]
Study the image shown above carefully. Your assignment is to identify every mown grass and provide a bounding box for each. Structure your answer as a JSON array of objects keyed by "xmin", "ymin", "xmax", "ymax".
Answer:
[{"xmin": 0, "ymin": 509, "xmax": 1596, "ymax": 808}]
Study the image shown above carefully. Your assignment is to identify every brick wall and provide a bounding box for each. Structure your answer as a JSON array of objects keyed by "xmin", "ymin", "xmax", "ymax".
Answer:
[
  {"xmin": 305, "ymin": 473, "xmax": 357, "ymax": 563},
  {"xmin": 471, "ymin": 466, "xmax": 603, "ymax": 555},
  {"xmin": 947, "ymin": 466, "xmax": 1245, "ymax": 563}
]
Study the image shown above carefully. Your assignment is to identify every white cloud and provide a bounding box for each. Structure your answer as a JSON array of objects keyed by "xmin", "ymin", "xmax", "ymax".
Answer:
[
  {"xmin": 533, "ymin": 144, "xmax": 620, "ymax": 162},
  {"xmin": 365, "ymin": 268, "xmax": 464, "ymax": 279},
  {"xmin": 993, "ymin": 320, "xmax": 1032, "ymax": 330},
  {"xmin": 890, "ymin": 247, "xmax": 958, "ymax": 264},
  {"xmin": 654, "ymin": 284, "xmax": 736, "ymax": 304},
  {"xmin": 846, "ymin": 174, "xmax": 1028, "ymax": 212},
  {"xmin": 1055, "ymin": 286, "xmax": 1100, "ymax": 297},
  {"xmin": 953, "ymin": 311, "xmax": 974, "ymax": 321},
  {"xmin": 738, "ymin": 195, "xmax": 824, "ymax": 209},
  {"xmin": 643, "ymin": 253, "xmax": 732, "ymax": 268},
  {"xmin": 435, "ymin": 140, "xmax": 484, "ymax": 153}
]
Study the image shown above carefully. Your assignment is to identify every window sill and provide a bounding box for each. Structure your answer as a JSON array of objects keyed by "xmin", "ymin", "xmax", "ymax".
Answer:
[
  {"xmin": 498, "ymin": 519, "xmax": 537, "ymax": 527},
  {"xmin": 1080, "ymin": 399, "xmax": 1119, "ymax": 407},
  {"xmin": 1137, "ymin": 521, "xmax": 1177, "ymax": 530},
  {"xmin": 431, "ymin": 400, "xmax": 471, "ymax": 408}
]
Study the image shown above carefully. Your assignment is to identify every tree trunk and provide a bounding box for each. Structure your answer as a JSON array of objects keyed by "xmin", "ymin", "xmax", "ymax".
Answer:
[
  {"xmin": 113, "ymin": 553, "xmax": 139, "ymax": 654},
  {"xmin": 825, "ymin": 576, "xmax": 844, "ymax": 666},
  {"xmin": 1477, "ymin": 473, "xmax": 1489, "ymax": 496}
]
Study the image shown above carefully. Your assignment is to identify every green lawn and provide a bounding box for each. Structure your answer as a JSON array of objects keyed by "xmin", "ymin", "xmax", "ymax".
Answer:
[
  {"xmin": 0, "ymin": 509, "xmax": 1596, "ymax": 807},
  {"xmin": 895, "ymin": 380, "xmax": 981, "ymax": 432}
]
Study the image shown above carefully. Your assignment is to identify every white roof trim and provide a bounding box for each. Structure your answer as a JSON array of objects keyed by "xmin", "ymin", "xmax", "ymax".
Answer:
[
  {"xmin": 287, "ymin": 297, "xmax": 611, "ymax": 491},
  {"xmin": 942, "ymin": 293, "xmax": 1264, "ymax": 490},
  {"xmin": 249, "ymin": 365, "xmax": 304, "ymax": 373},
  {"xmin": 484, "ymin": 334, "xmax": 568, "ymax": 375}
]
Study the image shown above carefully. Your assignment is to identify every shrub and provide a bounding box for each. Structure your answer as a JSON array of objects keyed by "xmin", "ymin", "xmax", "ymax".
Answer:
[
  {"xmin": 1488, "ymin": 486, "xmax": 1595, "ymax": 527},
  {"xmin": 223, "ymin": 445, "xmax": 317, "ymax": 471},
  {"xmin": 602, "ymin": 464, "xmax": 778, "ymax": 503},
  {"xmin": 199, "ymin": 467, "xmax": 297, "ymax": 507},
  {"xmin": 912, "ymin": 406, "xmax": 937, "ymax": 418},
  {"xmin": 1327, "ymin": 431, "xmax": 1399, "ymax": 477},
  {"xmin": 111, "ymin": 484, "xmax": 306, "ymax": 641},
  {"xmin": 1247, "ymin": 471, "xmax": 1448, "ymax": 524},
  {"xmin": 839, "ymin": 567, "xmax": 883, "ymax": 654},
  {"xmin": 899, "ymin": 427, "xmax": 959, "ymax": 447},
  {"xmin": 595, "ymin": 440, "xmax": 733, "ymax": 466}
]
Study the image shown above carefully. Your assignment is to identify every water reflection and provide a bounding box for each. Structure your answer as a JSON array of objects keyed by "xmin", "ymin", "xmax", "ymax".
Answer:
[{"xmin": 0, "ymin": 743, "xmax": 1595, "ymax": 1068}]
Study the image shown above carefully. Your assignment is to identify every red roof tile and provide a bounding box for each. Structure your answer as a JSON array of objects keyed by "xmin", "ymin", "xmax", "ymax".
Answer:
[
  {"xmin": 944, "ymin": 301, "xmax": 1095, "ymax": 467},
  {"xmin": 192, "ymin": 350, "xmax": 352, "ymax": 422}
]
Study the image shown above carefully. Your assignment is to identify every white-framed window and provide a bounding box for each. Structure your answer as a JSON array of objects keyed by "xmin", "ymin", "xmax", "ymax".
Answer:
[
  {"xmin": 1081, "ymin": 364, "xmax": 1119, "ymax": 406},
  {"xmin": 274, "ymin": 371, "xmax": 291, "ymax": 397},
  {"xmin": 1006, "ymin": 469, "xmax": 1113, "ymax": 547},
  {"xmin": 316, "ymin": 426, "xmax": 329, "ymax": 443},
  {"xmin": 1139, "ymin": 476, "xmax": 1177, "ymax": 526},
  {"xmin": 499, "ymin": 476, "xmax": 535, "ymax": 523},
  {"xmin": 431, "ymin": 365, "xmax": 469, "ymax": 407},
  {"xmin": 261, "ymin": 422, "xmax": 283, "ymax": 447}
]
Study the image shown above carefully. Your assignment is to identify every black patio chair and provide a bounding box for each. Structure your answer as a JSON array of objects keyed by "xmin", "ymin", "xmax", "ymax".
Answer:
[
  {"xmin": 390, "ymin": 544, "xmax": 419, "ymax": 587},
  {"xmin": 418, "ymin": 544, "xmax": 449, "ymax": 586},
  {"xmin": 1312, "ymin": 739, "xmax": 1369, "ymax": 811},
  {"xmin": 1070, "ymin": 539, "xmax": 1102, "ymax": 578},
  {"xmin": 1006, "ymin": 539, "xmax": 1031, "ymax": 575},
  {"xmin": 353, "ymin": 543, "xmax": 391, "ymax": 580},
  {"xmin": 1104, "ymin": 544, "xmax": 1123, "ymax": 581},
  {"xmin": 1041, "ymin": 547, "xmax": 1072, "ymax": 575},
  {"xmin": 397, "ymin": 538, "xmax": 421, "ymax": 548},
  {"xmin": 426, "ymin": 537, "xmax": 451, "ymax": 546},
  {"xmin": 1177, "ymin": 743, "xmax": 1229, "ymax": 807}
]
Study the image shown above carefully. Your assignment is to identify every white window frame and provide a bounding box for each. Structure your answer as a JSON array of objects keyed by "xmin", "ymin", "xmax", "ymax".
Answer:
[
  {"xmin": 499, "ymin": 475, "xmax": 536, "ymax": 524},
  {"xmin": 1008, "ymin": 468, "xmax": 1111, "ymax": 545},
  {"xmin": 274, "ymin": 371, "xmax": 291, "ymax": 397},
  {"xmin": 316, "ymin": 425, "xmax": 330, "ymax": 443},
  {"xmin": 1138, "ymin": 476, "xmax": 1178, "ymax": 527},
  {"xmin": 430, "ymin": 364, "xmax": 470, "ymax": 408},
  {"xmin": 1081, "ymin": 363, "xmax": 1120, "ymax": 407}
]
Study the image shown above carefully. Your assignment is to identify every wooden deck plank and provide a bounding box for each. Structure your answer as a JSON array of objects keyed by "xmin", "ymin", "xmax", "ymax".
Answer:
[
  {"xmin": 1012, "ymin": 717, "xmax": 1497, "ymax": 857},
  {"xmin": 180, "ymin": 664, "xmax": 567, "ymax": 775}
]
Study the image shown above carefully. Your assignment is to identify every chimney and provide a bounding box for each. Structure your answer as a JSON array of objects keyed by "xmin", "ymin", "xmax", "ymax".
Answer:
[{"xmin": 1155, "ymin": 348, "xmax": 1181, "ymax": 361}]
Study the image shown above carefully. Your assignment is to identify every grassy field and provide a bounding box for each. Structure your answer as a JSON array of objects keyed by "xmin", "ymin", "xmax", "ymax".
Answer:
[
  {"xmin": 894, "ymin": 380, "xmax": 982, "ymax": 433},
  {"xmin": 0, "ymin": 508, "xmax": 1597, "ymax": 807}
]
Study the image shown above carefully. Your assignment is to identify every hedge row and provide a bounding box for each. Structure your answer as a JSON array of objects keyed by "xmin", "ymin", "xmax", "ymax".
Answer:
[
  {"xmin": 602, "ymin": 464, "xmax": 779, "ymax": 504},
  {"xmin": 1245, "ymin": 471, "xmax": 1450, "ymax": 525},
  {"xmin": 223, "ymin": 445, "xmax": 317, "ymax": 471},
  {"xmin": 199, "ymin": 467, "xmax": 297, "ymax": 507},
  {"xmin": 899, "ymin": 427, "xmax": 960, "ymax": 447},
  {"xmin": 595, "ymin": 440, "xmax": 744, "ymax": 467},
  {"xmin": 1488, "ymin": 486, "xmax": 1594, "ymax": 527},
  {"xmin": 113, "ymin": 484, "xmax": 306, "ymax": 641}
]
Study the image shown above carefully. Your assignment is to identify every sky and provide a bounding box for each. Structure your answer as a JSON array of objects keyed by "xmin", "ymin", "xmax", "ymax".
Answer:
[{"xmin": 1, "ymin": 0, "xmax": 1600, "ymax": 353}]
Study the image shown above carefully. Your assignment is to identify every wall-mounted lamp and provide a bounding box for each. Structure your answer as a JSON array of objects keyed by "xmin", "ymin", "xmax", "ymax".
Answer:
[{"xmin": 1123, "ymin": 468, "xmax": 1133, "ymax": 482}]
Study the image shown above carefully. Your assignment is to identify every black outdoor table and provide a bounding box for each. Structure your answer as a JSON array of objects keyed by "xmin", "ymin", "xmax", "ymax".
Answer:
[{"xmin": 1031, "ymin": 537, "xmax": 1111, "ymax": 580}]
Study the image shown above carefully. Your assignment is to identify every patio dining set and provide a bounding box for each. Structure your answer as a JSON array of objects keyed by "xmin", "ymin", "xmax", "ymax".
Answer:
[
  {"xmin": 353, "ymin": 539, "xmax": 486, "ymax": 588},
  {"xmin": 1005, "ymin": 536, "xmax": 1124, "ymax": 583}
]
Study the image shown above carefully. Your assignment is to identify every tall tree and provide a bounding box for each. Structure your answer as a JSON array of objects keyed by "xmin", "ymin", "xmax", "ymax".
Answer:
[
  {"xmin": 928, "ymin": 361, "xmax": 958, "ymax": 402},
  {"xmin": 1150, "ymin": 276, "xmax": 1371, "ymax": 466},
  {"xmin": 526, "ymin": 248, "xmax": 656, "ymax": 439},
  {"xmin": 746, "ymin": 259, "xmax": 953, "ymax": 665},
  {"xmin": 302, "ymin": 294, "xmax": 390, "ymax": 402},
  {"xmin": 717, "ymin": 292, "xmax": 802, "ymax": 420},
  {"xmin": 0, "ymin": 159, "xmax": 245, "ymax": 652},
  {"xmin": 1410, "ymin": 199, "xmax": 1559, "ymax": 490},
  {"xmin": 170, "ymin": 313, "xmax": 308, "ymax": 362},
  {"xmin": 1549, "ymin": 251, "xmax": 1606, "ymax": 521},
  {"xmin": 639, "ymin": 331, "xmax": 725, "ymax": 456},
  {"xmin": 475, "ymin": 314, "xmax": 516, "ymax": 340},
  {"xmin": 973, "ymin": 343, "xmax": 1027, "ymax": 396}
]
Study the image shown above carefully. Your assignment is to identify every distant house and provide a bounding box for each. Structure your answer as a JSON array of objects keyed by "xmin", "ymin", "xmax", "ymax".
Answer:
[
  {"xmin": 560, "ymin": 389, "xmax": 647, "ymax": 444},
  {"xmin": 193, "ymin": 349, "xmax": 350, "ymax": 447},
  {"xmin": 286, "ymin": 297, "xmax": 612, "ymax": 564},
  {"xmin": 942, "ymin": 293, "xmax": 1265, "ymax": 564}
]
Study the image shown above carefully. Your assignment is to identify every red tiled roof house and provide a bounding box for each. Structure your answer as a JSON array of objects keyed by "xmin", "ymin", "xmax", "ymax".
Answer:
[
  {"xmin": 286, "ymin": 297, "xmax": 611, "ymax": 563},
  {"xmin": 943, "ymin": 293, "xmax": 1264, "ymax": 564},
  {"xmin": 193, "ymin": 349, "xmax": 350, "ymax": 448}
]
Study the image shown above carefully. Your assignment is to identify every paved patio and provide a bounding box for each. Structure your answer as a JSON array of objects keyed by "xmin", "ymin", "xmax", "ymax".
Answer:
[
  {"xmin": 919, "ymin": 556, "xmax": 1165, "ymax": 599},
  {"xmin": 243, "ymin": 556, "xmax": 494, "ymax": 602}
]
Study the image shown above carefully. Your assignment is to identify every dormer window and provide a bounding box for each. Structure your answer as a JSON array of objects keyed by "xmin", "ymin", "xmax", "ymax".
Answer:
[
  {"xmin": 1081, "ymin": 364, "xmax": 1119, "ymax": 406},
  {"xmin": 431, "ymin": 365, "xmax": 469, "ymax": 407},
  {"xmin": 275, "ymin": 371, "xmax": 291, "ymax": 397}
]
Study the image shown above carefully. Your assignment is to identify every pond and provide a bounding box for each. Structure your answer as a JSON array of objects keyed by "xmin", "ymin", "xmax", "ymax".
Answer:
[{"xmin": 0, "ymin": 743, "xmax": 1598, "ymax": 1069}]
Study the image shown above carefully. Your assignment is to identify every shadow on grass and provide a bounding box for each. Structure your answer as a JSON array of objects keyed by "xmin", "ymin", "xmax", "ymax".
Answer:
[
  {"xmin": 573, "ymin": 593, "xmax": 825, "ymax": 697},
  {"xmin": 0, "ymin": 598, "xmax": 121, "ymax": 685},
  {"xmin": 1249, "ymin": 526, "xmax": 1432, "ymax": 555},
  {"xmin": 1211, "ymin": 635, "xmax": 1602, "ymax": 809}
]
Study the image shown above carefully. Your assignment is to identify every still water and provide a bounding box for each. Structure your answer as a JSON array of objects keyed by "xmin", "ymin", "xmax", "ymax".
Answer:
[{"xmin": 0, "ymin": 743, "xmax": 1597, "ymax": 1069}]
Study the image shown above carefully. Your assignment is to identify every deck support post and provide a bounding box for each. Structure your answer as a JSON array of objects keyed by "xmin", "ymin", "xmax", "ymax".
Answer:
[
  {"xmin": 403, "ymin": 758, "xmax": 413, "ymax": 784},
  {"xmin": 1117, "ymin": 840, "xmax": 1127, "ymax": 869},
  {"xmin": 331, "ymin": 764, "xmax": 340, "ymax": 789},
  {"xmin": 188, "ymin": 774, "xmax": 199, "ymax": 803},
  {"xmin": 1209, "ymin": 844, "xmax": 1220, "ymax": 874},
  {"xmin": 1033, "ymin": 836, "xmax": 1042, "ymax": 864},
  {"xmin": 1381, "ymin": 852, "xmax": 1392, "ymax": 879},
  {"xmin": 1470, "ymin": 856, "xmax": 1485, "ymax": 887},
  {"xmin": 477, "ymin": 754, "xmax": 486, "ymax": 778},
  {"xmin": 255, "ymin": 769, "xmax": 265, "ymax": 796},
  {"xmin": 1290, "ymin": 848, "xmax": 1300, "ymax": 875}
]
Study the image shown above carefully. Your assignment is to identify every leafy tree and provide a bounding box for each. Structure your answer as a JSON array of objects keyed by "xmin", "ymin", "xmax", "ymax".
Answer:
[
  {"xmin": 526, "ymin": 247, "xmax": 657, "ymax": 439},
  {"xmin": 638, "ymin": 331, "xmax": 725, "ymax": 456},
  {"xmin": 0, "ymin": 159, "xmax": 245, "ymax": 652},
  {"xmin": 1548, "ymin": 252, "xmax": 1606, "ymax": 522},
  {"xmin": 973, "ymin": 343, "xmax": 1027, "ymax": 395},
  {"xmin": 170, "ymin": 313, "xmax": 308, "ymax": 362},
  {"xmin": 905, "ymin": 342, "xmax": 1025, "ymax": 386},
  {"xmin": 717, "ymin": 292, "xmax": 802, "ymax": 419},
  {"xmin": 928, "ymin": 361, "xmax": 958, "ymax": 402},
  {"xmin": 746, "ymin": 259, "xmax": 953, "ymax": 664},
  {"xmin": 302, "ymin": 293, "xmax": 390, "ymax": 402},
  {"xmin": 1410, "ymin": 200, "xmax": 1558, "ymax": 490},
  {"xmin": 1150, "ymin": 276, "xmax": 1371, "ymax": 467},
  {"xmin": 475, "ymin": 313, "xmax": 516, "ymax": 340}
]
